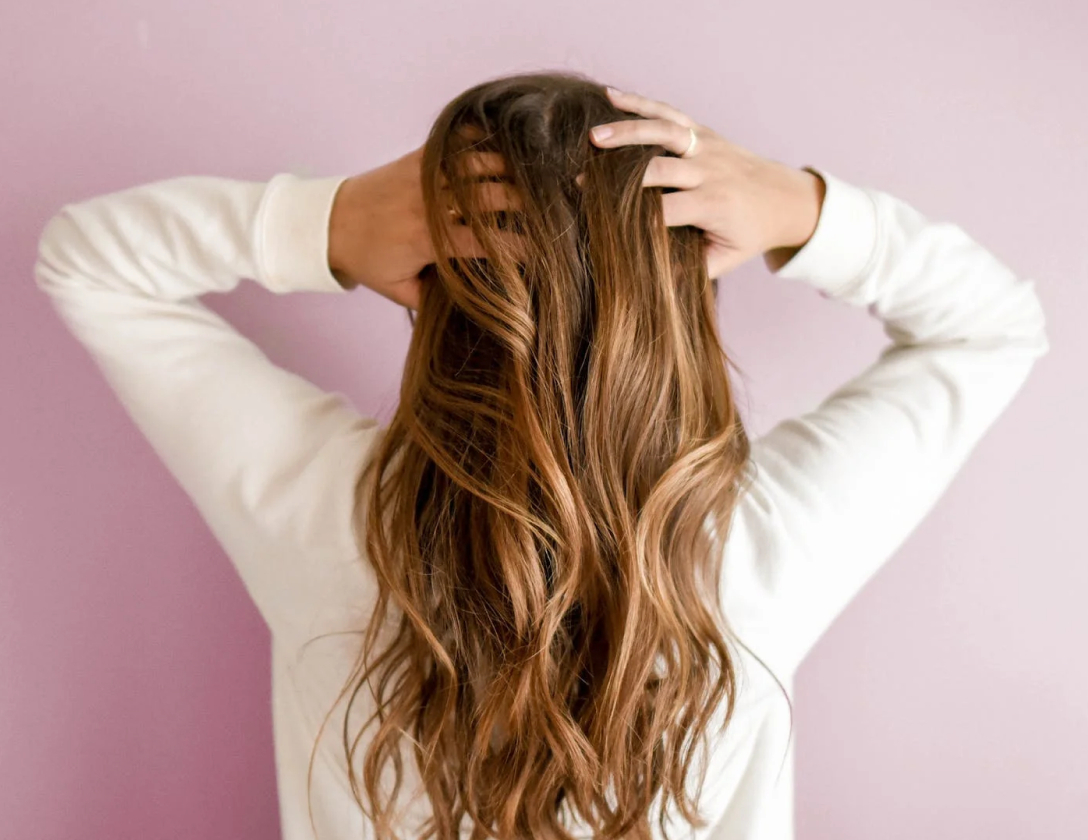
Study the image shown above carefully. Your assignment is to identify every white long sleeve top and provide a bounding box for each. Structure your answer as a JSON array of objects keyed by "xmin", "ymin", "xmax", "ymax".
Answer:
[{"xmin": 33, "ymin": 165, "xmax": 1050, "ymax": 840}]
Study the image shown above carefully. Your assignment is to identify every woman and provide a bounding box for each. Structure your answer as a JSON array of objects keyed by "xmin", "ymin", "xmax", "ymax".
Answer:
[{"xmin": 34, "ymin": 71, "xmax": 1049, "ymax": 840}]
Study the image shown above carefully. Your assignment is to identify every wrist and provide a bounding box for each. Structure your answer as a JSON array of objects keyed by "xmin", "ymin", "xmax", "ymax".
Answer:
[
  {"xmin": 763, "ymin": 167, "xmax": 826, "ymax": 272},
  {"xmin": 327, "ymin": 176, "xmax": 360, "ymax": 288},
  {"xmin": 781, "ymin": 167, "xmax": 825, "ymax": 249}
]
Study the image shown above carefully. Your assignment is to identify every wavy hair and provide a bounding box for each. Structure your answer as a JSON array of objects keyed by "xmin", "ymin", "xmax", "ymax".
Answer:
[{"xmin": 307, "ymin": 70, "xmax": 787, "ymax": 840}]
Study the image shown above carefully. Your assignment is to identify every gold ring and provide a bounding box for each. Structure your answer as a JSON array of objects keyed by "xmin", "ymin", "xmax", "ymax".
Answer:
[{"xmin": 681, "ymin": 126, "xmax": 698, "ymax": 158}]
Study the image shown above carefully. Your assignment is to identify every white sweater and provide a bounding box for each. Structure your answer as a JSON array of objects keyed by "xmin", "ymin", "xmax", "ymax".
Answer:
[{"xmin": 33, "ymin": 166, "xmax": 1050, "ymax": 840}]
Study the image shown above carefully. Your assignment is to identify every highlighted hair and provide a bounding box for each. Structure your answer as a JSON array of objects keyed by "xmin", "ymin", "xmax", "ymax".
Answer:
[{"xmin": 307, "ymin": 70, "xmax": 789, "ymax": 840}]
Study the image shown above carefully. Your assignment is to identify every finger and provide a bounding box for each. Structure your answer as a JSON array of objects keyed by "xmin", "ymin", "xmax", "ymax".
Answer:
[
  {"xmin": 660, "ymin": 190, "xmax": 706, "ymax": 229},
  {"xmin": 442, "ymin": 151, "xmax": 510, "ymax": 184},
  {"xmin": 641, "ymin": 155, "xmax": 703, "ymax": 190},
  {"xmin": 590, "ymin": 117, "xmax": 698, "ymax": 159},
  {"xmin": 445, "ymin": 223, "xmax": 528, "ymax": 261},
  {"xmin": 576, "ymin": 155, "xmax": 700, "ymax": 190},
  {"xmin": 441, "ymin": 181, "xmax": 523, "ymax": 218},
  {"xmin": 604, "ymin": 87, "xmax": 697, "ymax": 128},
  {"xmin": 438, "ymin": 152, "xmax": 512, "ymax": 196}
]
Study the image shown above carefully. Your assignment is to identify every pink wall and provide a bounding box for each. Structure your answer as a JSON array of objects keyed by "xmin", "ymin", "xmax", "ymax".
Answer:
[{"xmin": 3, "ymin": 2, "xmax": 1084, "ymax": 837}]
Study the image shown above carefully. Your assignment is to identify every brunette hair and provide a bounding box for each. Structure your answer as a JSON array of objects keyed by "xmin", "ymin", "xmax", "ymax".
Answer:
[{"xmin": 308, "ymin": 69, "xmax": 788, "ymax": 840}]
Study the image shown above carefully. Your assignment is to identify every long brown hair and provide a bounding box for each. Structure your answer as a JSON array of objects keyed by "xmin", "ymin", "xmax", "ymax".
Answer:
[{"xmin": 308, "ymin": 70, "xmax": 786, "ymax": 840}]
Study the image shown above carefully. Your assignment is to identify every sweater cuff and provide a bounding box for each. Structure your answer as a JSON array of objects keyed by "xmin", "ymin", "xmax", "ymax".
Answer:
[
  {"xmin": 771, "ymin": 166, "xmax": 879, "ymax": 300},
  {"xmin": 257, "ymin": 172, "xmax": 351, "ymax": 295}
]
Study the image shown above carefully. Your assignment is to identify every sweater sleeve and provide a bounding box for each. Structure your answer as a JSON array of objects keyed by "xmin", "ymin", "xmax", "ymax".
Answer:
[
  {"xmin": 33, "ymin": 173, "xmax": 383, "ymax": 649},
  {"xmin": 719, "ymin": 167, "xmax": 1051, "ymax": 680}
]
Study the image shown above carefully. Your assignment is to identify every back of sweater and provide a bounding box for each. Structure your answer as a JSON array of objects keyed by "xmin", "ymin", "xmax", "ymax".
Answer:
[{"xmin": 33, "ymin": 166, "xmax": 1049, "ymax": 840}]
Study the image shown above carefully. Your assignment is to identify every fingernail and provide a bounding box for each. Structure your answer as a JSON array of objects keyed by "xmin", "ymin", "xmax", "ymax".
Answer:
[
  {"xmin": 591, "ymin": 125, "xmax": 613, "ymax": 142},
  {"xmin": 606, "ymin": 86, "xmax": 622, "ymax": 97}
]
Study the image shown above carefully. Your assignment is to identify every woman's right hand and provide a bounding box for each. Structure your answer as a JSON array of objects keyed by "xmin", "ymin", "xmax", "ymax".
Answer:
[{"xmin": 588, "ymin": 86, "xmax": 826, "ymax": 278}]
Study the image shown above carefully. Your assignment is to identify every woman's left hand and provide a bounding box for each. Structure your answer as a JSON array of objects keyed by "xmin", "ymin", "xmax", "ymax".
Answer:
[{"xmin": 327, "ymin": 146, "xmax": 519, "ymax": 311}]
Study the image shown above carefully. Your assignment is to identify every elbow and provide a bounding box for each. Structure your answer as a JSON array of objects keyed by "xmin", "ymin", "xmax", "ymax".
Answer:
[
  {"xmin": 34, "ymin": 206, "xmax": 81, "ymax": 295},
  {"xmin": 989, "ymin": 277, "xmax": 1052, "ymax": 361},
  {"xmin": 1026, "ymin": 280, "xmax": 1052, "ymax": 359}
]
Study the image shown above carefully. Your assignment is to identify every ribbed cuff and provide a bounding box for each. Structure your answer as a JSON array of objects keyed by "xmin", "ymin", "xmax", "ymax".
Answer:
[
  {"xmin": 772, "ymin": 166, "xmax": 879, "ymax": 300},
  {"xmin": 257, "ymin": 172, "xmax": 351, "ymax": 295}
]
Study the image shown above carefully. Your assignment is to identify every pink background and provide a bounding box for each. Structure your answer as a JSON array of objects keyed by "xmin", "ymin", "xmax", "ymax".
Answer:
[{"xmin": 3, "ymin": 2, "xmax": 1084, "ymax": 838}]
